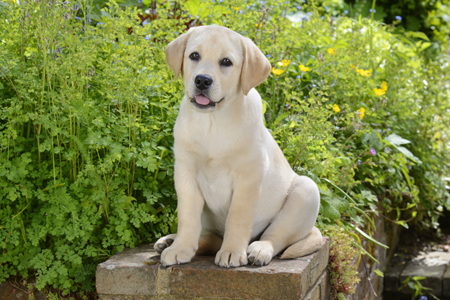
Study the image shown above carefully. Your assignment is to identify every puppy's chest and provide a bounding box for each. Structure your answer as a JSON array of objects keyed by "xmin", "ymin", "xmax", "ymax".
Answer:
[{"xmin": 196, "ymin": 161, "xmax": 234, "ymax": 215}]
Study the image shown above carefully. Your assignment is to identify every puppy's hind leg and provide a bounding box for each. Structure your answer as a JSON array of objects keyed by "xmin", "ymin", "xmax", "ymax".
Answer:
[
  {"xmin": 280, "ymin": 226, "xmax": 322, "ymax": 259},
  {"xmin": 247, "ymin": 176, "xmax": 323, "ymax": 265}
]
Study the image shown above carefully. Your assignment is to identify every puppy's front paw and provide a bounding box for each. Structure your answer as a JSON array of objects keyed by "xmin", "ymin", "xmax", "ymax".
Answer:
[
  {"xmin": 214, "ymin": 248, "xmax": 248, "ymax": 268},
  {"xmin": 160, "ymin": 245, "xmax": 196, "ymax": 267},
  {"xmin": 154, "ymin": 234, "xmax": 176, "ymax": 254},
  {"xmin": 247, "ymin": 241, "xmax": 274, "ymax": 266}
]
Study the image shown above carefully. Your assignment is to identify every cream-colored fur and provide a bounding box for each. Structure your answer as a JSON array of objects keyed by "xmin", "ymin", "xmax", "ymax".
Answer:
[{"xmin": 154, "ymin": 25, "xmax": 322, "ymax": 267}]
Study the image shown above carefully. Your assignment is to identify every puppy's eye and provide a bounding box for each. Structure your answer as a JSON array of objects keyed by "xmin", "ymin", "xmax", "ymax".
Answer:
[
  {"xmin": 220, "ymin": 58, "xmax": 232, "ymax": 67},
  {"xmin": 189, "ymin": 52, "xmax": 200, "ymax": 61}
]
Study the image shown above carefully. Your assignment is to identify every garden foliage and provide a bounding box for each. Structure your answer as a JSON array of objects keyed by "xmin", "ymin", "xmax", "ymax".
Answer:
[
  {"xmin": 342, "ymin": 0, "xmax": 450, "ymax": 50},
  {"xmin": 0, "ymin": 0, "xmax": 449, "ymax": 296}
]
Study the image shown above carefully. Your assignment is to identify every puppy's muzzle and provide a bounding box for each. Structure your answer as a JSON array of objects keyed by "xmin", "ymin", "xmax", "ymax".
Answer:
[{"xmin": 191, "ymin": 74, "xmax": 223, "ymax": 109}]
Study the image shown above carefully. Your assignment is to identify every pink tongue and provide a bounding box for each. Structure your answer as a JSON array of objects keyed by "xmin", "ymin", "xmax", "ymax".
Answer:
[{"xmin": 195, "ymin": 95, "xmax": 211, "ymax": 105}]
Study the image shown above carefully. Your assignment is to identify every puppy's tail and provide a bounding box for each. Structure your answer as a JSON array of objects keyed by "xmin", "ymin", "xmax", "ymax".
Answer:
[{"xmin": 280, "ymin": 226, "xmax": 323, "ymax": 259}]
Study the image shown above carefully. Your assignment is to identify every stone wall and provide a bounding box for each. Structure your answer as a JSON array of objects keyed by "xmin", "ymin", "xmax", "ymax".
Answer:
[
  {"xmin": 347, "ymin": 215, "xmax": 401, "ymax": 300},
  {"xmin": 95, "ymin": 217, "xmax": 401, "ymax": 300},
  {"xmin": 96, "ymin": 238, "xmax": 330, "ymax": 300}
]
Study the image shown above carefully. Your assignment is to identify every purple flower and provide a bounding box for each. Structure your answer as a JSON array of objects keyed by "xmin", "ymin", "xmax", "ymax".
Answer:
[
  {"xmin": 395, "ymin": 16, "xmax": 402, "ymax": 21},
  {"xmin": 369, "ymin": 8, "xmax": 376, "ymax": 13},
  {"xmin": 370, "ymin": 148, "xmax": 376, "ymax": 156},
  {"xmin": 358, "ymin": 160, "xmax": 361, "ymax": 165},
  {"xmin": 266, "ymin": 54, "xmax": 271, "ymax": 58},
  {"xmin": 344, "ymin": 10, "xmax": 348, "ymax": 14}
]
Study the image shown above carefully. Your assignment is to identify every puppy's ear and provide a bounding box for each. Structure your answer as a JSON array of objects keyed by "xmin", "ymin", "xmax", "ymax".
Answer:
[
  {"xmin": 240, "ymin": 37, "xmax": 271, "ymax": 96},
  {"xmin": 165, "ymin": 27, "xmax": 197, "ymax": 80}
]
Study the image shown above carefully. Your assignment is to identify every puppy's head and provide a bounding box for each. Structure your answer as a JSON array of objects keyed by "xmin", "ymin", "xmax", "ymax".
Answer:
[{"xmin": 165, "ymin": 25, "xmax": 271, "ymax": 112}]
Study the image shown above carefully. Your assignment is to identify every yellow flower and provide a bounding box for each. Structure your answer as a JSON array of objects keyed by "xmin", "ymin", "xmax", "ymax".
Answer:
[
  {"xmin": 333, "ymin": 104, "xmax": 340, "ymax": 112},
  {"xmin": 232, "ymin": 6, "xmax": 239, "ymax": 11},
  {"xmin": 356, "ymin": 68, "xmax": 371, "ymax": 77},
  {"xmin": 327, "ymin": 48, "xmax": 337, "ymax": 55},
  {"xmin": 271, "ymin": 68, "xmax": 285, "ymax": 75},
  {"xmin": 350, "ymin": 64, "xmax": 357, "ymax": 69},
  {"xmin": 299, "ymin": 64, "xmax": 310, "ymax": 72},
  {"xmin": 374, "ymin": 81, "xmax": 388, "ymax": 96},
  {"xmin": 277, "ymin": 59, "xmax": 291, "ymax": 67},
  {"xmin": 256, "ymin": 22, "xmax": 262, "ymax": 29},
  {"xmin": 357, "ymin": 107, "xmax": 365, "ymax": 119},
  {"xmin": 374, "ymin": 88, "xmax": 386, "ymax": 96}
]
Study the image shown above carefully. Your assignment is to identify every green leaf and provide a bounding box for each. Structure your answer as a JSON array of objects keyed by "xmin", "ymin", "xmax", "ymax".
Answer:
[
  {"xmin": 419, "ymin": 42, "xmax": 431, "ymax": 52},
  {"xmin": 320, "ymin": 199, "xmax": 340, "ymax": 219},
  {"xmin": 361, "ymin": 190, "xmax": 378, "ymax": 203},
  {"xmin": 385, "ymin": 134, "xmax": 422, "ymax": 163},
  {"xmin": 185, "ymin": 0, "xmax": 200, "ymax": 16},
  {"xmin": 321, "ymin": 178, "xmax": 357, "ymax": 205},
  {"xmin": 328, "ymin": 197, "xmax": 350, "ymax": 213},
  {"xmin": 406, "ymin": 31, "xmax": 430, "ymax": 41},
  {"xmin": 412, "ymin": 276, "xmax": 426, "ymax": 281},
  {"xmin": 385, "ymin": 134, "xmax": 410, "ymax": 146},
  {"xmin": 116, "ymin": 196, "xmax": 136, "ymax": 209},
  {"xmin": 375, "ymin": 269, "xmax": 384, "ymax": 277},
  {"xmin": 351, "ymin": 241, "xmax": 380, "ymax": 264},
  {"xmin": 396, "ymin": 221, "xmax": 409, "ymax": 229},
  {"xmin": 335, "ymin": 39, "xmax": 348, "ymax": 48},
  {"xmin": 343, "ymin": 220, "xmax": 389, "ymax": 249},
  {"xmin": 396, "ymin": 146, "xmax": 422, "ymax": 163}
]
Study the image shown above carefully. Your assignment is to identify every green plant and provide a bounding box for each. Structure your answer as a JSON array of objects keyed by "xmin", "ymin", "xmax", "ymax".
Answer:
[
  {"xmin": 0, "ymin": 0, "xmax": 182, "ymax": 294},
  {"xmin": 399, "ymin": 276, "xmax": 440, "ymax": 300},
  {"xmin": 325, "ymin": 225, "xmax": 361, "ymax": 300}
]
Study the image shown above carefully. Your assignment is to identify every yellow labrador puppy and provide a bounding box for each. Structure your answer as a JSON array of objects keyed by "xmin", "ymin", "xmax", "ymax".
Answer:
[{"xmin": 154, "ymin": 25, "xmax": 322, "ymax": 267}]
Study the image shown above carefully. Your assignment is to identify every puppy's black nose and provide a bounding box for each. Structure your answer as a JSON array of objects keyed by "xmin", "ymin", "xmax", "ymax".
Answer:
[{"xmin": 195, "ymin": 75, "xmax": 213, "ymax": 90}]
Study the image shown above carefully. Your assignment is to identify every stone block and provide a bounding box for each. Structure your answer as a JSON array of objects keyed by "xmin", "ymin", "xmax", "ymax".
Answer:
[
  {"xmin": 0, "ymin": 281, "xmax": 47, "ymax": 300},
  {"xmin": 444, "ymin": 264, "xmax": 450, "ymax": 297},
  {"xmin": 303, "ymin": 270, "xmax": 330, "ymax": 300},
  {"xmin": 384, "ymin": 263, "xmax": 406, "ymax": 292},
  {"xmin": 97, "ymin": 238, "xmax": 329, "ymax": 300},
  {"xmin": 400, "ymin": 261, "xmax": 447, "ymax": 296}
]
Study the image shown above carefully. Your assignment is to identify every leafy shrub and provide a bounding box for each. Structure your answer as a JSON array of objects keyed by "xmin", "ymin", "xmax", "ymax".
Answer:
[
  {"xmin": 325, "ymin": 0, "xmax": 450, "ymax": 51},
  {"xmin": 0, "ymin": 0, "xmax": 449, "ymax": 296},
  {"xmin": 0, "ymin": 0, "xmax": 182, "ymax": 293}
]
